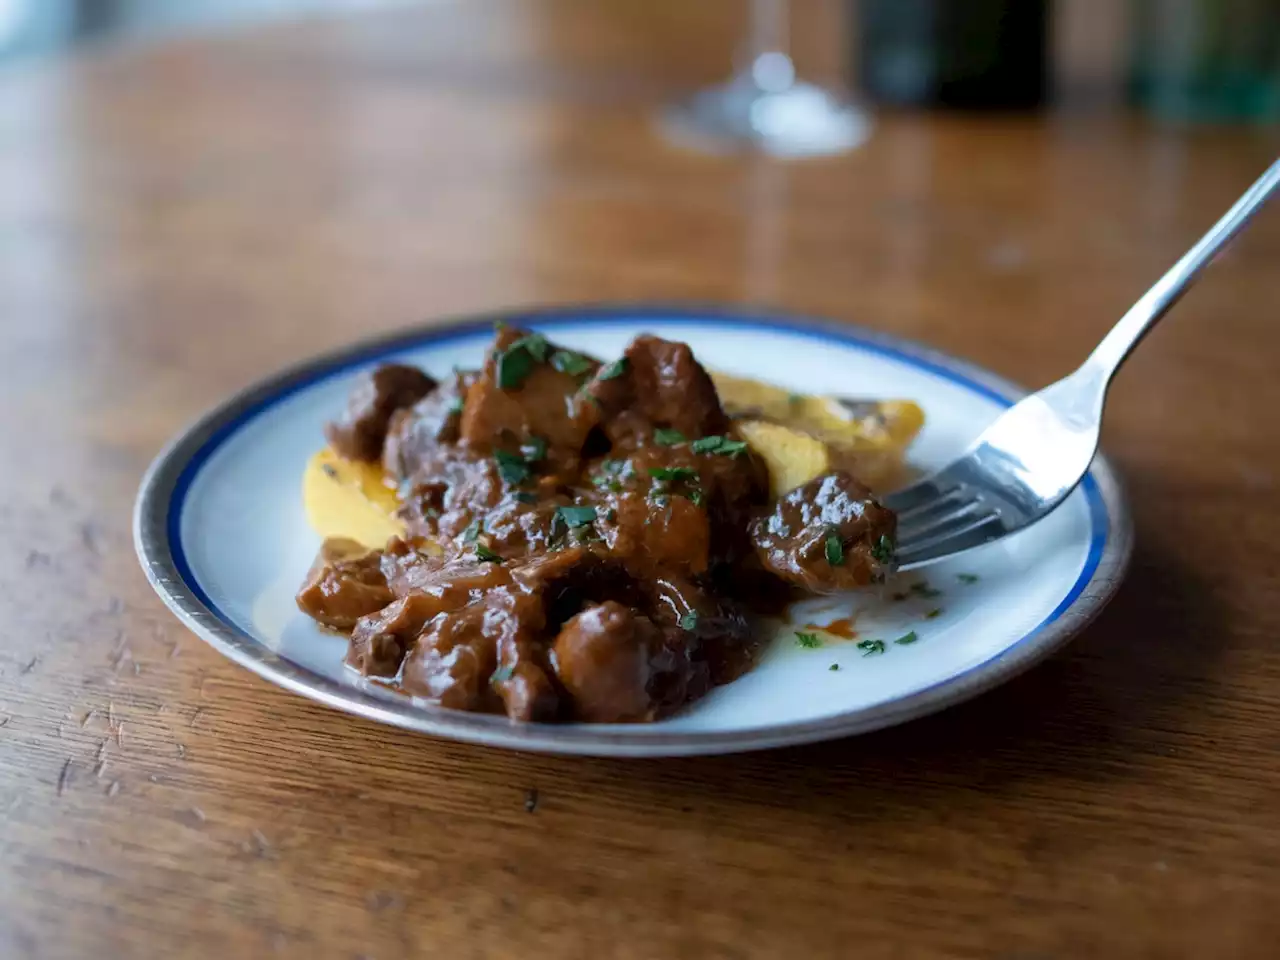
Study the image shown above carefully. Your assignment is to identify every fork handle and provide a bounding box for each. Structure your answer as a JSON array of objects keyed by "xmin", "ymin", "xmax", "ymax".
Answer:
[{"xmin": 1088, "ymin": 157, "xmax": 1280, "ymax": 377}]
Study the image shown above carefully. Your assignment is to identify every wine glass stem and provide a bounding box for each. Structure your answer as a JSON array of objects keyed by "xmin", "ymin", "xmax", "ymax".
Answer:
[{"xmin": 748, "ymin": 0, "xmax": 788, "ymax": 59}]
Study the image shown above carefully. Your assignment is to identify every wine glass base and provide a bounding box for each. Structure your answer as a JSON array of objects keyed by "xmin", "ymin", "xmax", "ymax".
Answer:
[{"xmin": 659, "ymin": 79, "xmax": 871, "ymax": 158}]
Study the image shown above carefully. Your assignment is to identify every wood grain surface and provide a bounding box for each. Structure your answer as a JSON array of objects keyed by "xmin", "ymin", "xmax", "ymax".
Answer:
[{"xmin": 2, "ymin": 2, "xmax": 1279, "ymax": 957}]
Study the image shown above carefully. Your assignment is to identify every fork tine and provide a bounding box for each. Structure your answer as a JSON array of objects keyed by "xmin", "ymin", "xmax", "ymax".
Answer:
[
  {"xmin": 896, "ymin": 487, "xmax": 980, "ymax": 530},
  {"xmin": 896, "ymin": 514, "xmax": 1007, "ymax": 568},
  {"xmin": 897, "ymin": 499, "xmax": 991, "ymax": 541},
  {"xmin": 880, "ymin": 475, "xmax": 959, "ymax": 513}
]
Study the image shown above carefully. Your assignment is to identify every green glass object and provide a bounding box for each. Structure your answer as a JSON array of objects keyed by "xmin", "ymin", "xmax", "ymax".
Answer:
[{"xmin": 1130, "ymin": 0, "xmax": 1280, "ymax": 122}]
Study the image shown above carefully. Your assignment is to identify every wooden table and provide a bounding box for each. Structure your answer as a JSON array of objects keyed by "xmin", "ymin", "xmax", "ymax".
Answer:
[{"xmin": 2, "ymin": 2, "xmax": 1279, "ymax": 957}]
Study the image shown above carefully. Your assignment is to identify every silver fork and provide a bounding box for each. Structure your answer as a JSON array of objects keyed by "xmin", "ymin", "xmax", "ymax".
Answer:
[{"xmin": 877, "ymin": 157, "xmax": 1280, "ymax": 569}]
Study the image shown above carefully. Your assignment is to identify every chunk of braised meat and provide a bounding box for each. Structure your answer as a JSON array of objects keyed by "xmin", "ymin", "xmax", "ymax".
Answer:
[
  {"xmin": 589, "ymin": 444, "xmax": 767, "ymax": 576},
  {"xmin": 584, "ymin": 335, "xmax": 729, "ymax": 445},
  {"xmin": 396, "ymin": 441, "xmax": 583, "ymax": 558},
  {"xmin": 459, "ymin": 326, "xmax": 600, "ymax": 455},
  {"xmin": 325, "ymin": 364, "xmax": 436, "ymax": 462},
  {"xmin": 402, "ymin": 587, "xmax": 558, "ymax": 720},
  {"xmin": 347, "ymin": 556, "xmax": 511, "ymax": 676},
  {"xmin": 378, "ymin": 541, "xmax": 508, "ymax": 600},
  {"xmin": 295, "ymin": 538, "xmax": 394, "ymax": 630},
  {"xmin": 383, "ymin": 370, "xmax": 477, "ymax": 481},
  {"xmin": 644, "ymin": 574, "xmax": 755, "ymax": 687},
  {"xmin": 551, "ymin": 601, "xmax": 690, "ymax": 722},
  {"xmin": 750, "ymin": 472, "xmax": 897, "ymax": 594}
]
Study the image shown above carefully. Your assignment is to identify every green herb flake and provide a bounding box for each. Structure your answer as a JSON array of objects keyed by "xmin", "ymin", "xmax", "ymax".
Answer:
[
  {"xmin": 788, "ymin": 393, "xmax": 804, "ymax": 406},
  {"xmin": 925, "ymin": 608, "xmax": 943, "ymax": 620},
  {"xmin": 556, "ymin": 505, "xmax": 598, "ymax": 528},
  {"xmin": 871, "ymin": 534, "xmax": 896, "ymax": 565},
  {"xmin": 496, "ymin": 347, "xmax": 534, "ymax": 391},
  {"xmin": 597, "ymin": 357, "xmax": 628, "ymax": 381},
  {"xmin": 551, "ymin": 349, "xmax": 594, "ymax": 377},
  {"xmin": 493, "ymin": 449, "xmax": 530, "ymax": 485},
  {"xmin": 795, "ymin": 631, "xmax": 822, "ymax": 649},
  {"xmin": 894, "ymin": 631, "xmax": 919, "ymax": 645},
  {"xmin": 690, "ymin": 435, "xmax": 749, "ymax": 457},
  {"xmin": 857, "ymin": 638, "xmax": 886, "ymax": 657},
  {"xmin": 654, "ymin": 428, "xmax": 686, "ymax": 447},
  {"xmin": 648, "ymin": 466, "xmax": 697, "ymax": 483},
  {"xmin": 828, "ymin": 663, "xmax": 840, "ymax": 672},
  {"xmin": 490, "ymin": 665, "xmax": 515, "ymax": 684},
  {"xmin": 686, "ymin": 487, "xmax": 705, "ymax": 507},
  {"xmin": 679, "ymin": 611, "xmax": 698, "ymax": 632},
  {"xmin": 574, "ymin": 526, "xmax": 603, "ymax": 544},
  {"xmin": 462, "ymin": 518, "xmax": 482, "ymax": 543},
  {"xmin": 910, "ymin": 581, "xmax": 943, "ymax": 599},
  {"xmin": 511, "ymin": 332, "xmax": 549, "ymax": 363},
  {"xmin": 957, "ymin": 573, "xmax": 980, "ymax": 585},
  {"xmin": 513, "ymin": 492, "xmax": 538, "ymax": 504},
  {"xmin": 475, "ymin": 544, "xmax": 503, "ymax": 563},
  {"xmin": 520, "ymin": 436, "xmax": 548, "ymax": 463},
  {"xmin": 690, "ymin": 435, "xmax": 724, "ymax": 454},
  {"xmin": 825, "ymin": 533, "xmax": 845, "ymax": 567}
]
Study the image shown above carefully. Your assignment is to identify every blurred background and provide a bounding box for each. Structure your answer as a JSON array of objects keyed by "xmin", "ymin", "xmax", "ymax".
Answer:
[{"xmin": 0, "ymin": 0, "xmax": 1276, "ymax": 126}]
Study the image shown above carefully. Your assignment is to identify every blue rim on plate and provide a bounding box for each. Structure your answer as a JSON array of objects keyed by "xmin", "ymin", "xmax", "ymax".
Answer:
[{"xmin": 134, "ymin": 304, "xmax": 1132, "ymax": 756}]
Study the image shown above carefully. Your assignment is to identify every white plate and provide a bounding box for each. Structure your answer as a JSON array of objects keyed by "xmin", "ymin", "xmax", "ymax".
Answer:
[{"xmin": 135, "ymin": 306, "xmax": 1131, "ymax": 756}]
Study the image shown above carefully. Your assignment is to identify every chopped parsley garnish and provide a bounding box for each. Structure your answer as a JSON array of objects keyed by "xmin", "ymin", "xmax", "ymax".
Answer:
[
  {"xmin": 825, "ymin": 532, "xmax": 845, "ymax": 567},
  {"xmin": 548, "ymin": 511, "xmax": 568, "ymax": 547},
  {"xmin": 513, "ymin": 492, "xmax": 538, "ymax": 504},
  {"xmin": 648, "ymin": 466, "xmax": 697, "ymax": 483},
  {"xmin": 828, "ymin": 663, "xmax": 840, "ymax": 672},
  {"xmin": 556, "ymin": 505, "xmax": 597, "ymax": 528},
  {"xmin": 871, "ymin": 535, "xmax": 895, "ymax": 565},
  {"xmin": 679, "ymin": 611, "xmax": 698, "ymax": 631},
  {"xmin": 493, "ymin": 449, "xmax": 530, "ymax": 485},
  {"xmin": 512, "ymin": 332, "xmax": 548, "ymax": 362},
  {"xmin": 520, "ymin": 436, "xmax": 547, "ymax": 462},
  {"xmin": 925, "ymin": 608, "xmax": 943, "ymax": 620},
  {"xmin": 686, "ymin": 487, "xmax": 705, "ymax": 507},
  {"xmin": 857, "ymin": 639, "xmax": 886, "ymax": 657},
  {"xmin": 690, "ymin": 435, "xmax": 748, "ymax": 457},
  {"xmin": 574, "ymin": 526, "xmax": 604, "ymax": 544},
  {"xmin": 910, "ymin": 581, "xmax": 943, "ymax": 599},
  {"xmin": 496, "ymin": 346, "xmax": 534, "ymax": 390},
  {"xmin": 462, "ymin": 518, "xmax": 482, "ymax": 542},
  {"xmin": 654, "ymin": 428, "xmax": 686, "ymax": 446},
  {"xmin": 597, "ymin": 357, "xmax": 628, "ymax": 381},
  {"xmin": 957, "ymin": 573, "xmax": 980, "ymax": 584},
  {"xmin": 795, "ymin": 631, "xmax": 822, "ymax": 649},
  {"xmin": 446, "ymin": 394, "xmax": 465, "ymax": 416},
  {"xmin": 550, "ymin": 349, "xmax": 593, "ymax": 377},
  {"xmin": 490, "ymin": 665, "xmax": 515, "ymax": 684},
  {"xmin": 475, "ymin": 544, "xmax": 502, "ymax": 563},
  {"xmin": 788, "ymin": 393, "xmax": 804, "ymax": 406},
  {"xmin": 592, "ymin": 458, "xmax": 627, "ymax": 492},
  {"xmin": 893, "ymin": 631, "xmax": 919, "ymax": 646}
]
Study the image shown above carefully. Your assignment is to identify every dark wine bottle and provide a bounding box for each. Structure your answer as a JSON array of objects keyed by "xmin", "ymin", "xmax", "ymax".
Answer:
[{"xmin": 854, "ymin": 0, "xmax": 1049, "ymax": 109}]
